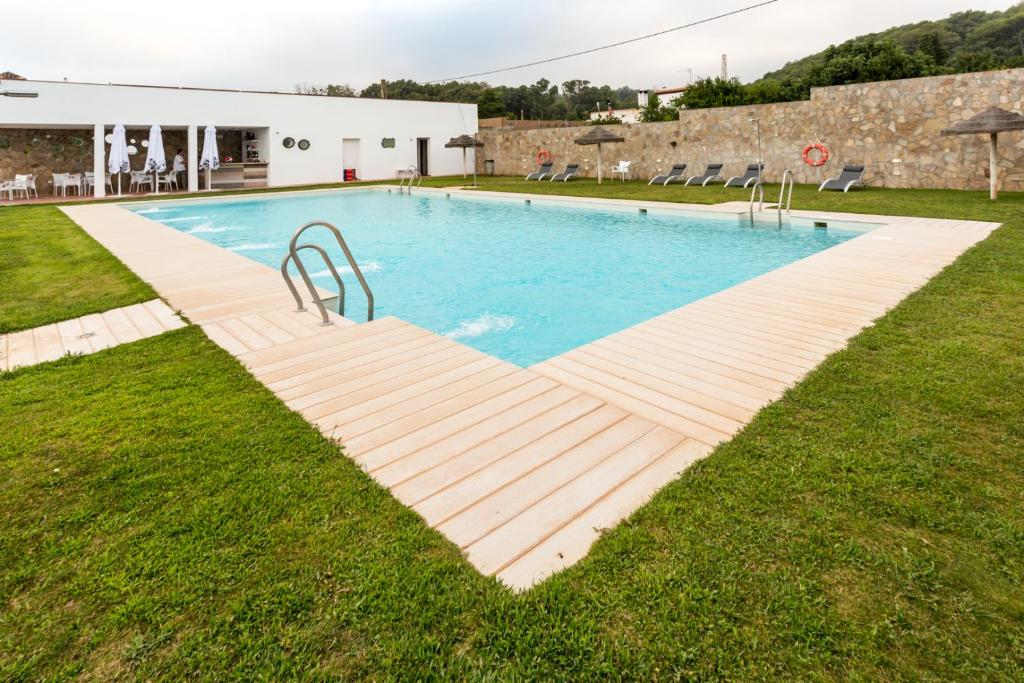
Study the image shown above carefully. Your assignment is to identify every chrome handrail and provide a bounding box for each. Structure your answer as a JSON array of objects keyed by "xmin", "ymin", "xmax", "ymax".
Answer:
[
  {"xmin": 280, "ymin": 220, "xmax": 375, "ymax": 325},
  {"xmin": 778, "ymin": 169, "xmax": 795, "ymax": 227},
  {"xmin": 397, "ymin": 165, "xmax": 422, "ymax": 194},
  {"xmin": 749, "ymin": 181, "xmax": 765, "ymax": 226},
  {"xmin": 282, "ymin": 244, "xmax": 346, "ymax": 318}
]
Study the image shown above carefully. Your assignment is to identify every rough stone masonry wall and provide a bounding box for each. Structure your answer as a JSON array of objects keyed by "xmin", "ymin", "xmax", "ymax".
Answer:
[{"xmin": 477, "ymin": 68, "xmax": 1024, "ymax": 191}]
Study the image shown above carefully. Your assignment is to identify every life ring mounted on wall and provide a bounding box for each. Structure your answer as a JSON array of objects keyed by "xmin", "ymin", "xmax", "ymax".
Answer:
[
  {"xmin": 536, "ymin": 148, "xmax": 552, "ymax": 165},
  {"xmin": 802, "ymin": 143, "xmax": 830, "ymax": 167}
]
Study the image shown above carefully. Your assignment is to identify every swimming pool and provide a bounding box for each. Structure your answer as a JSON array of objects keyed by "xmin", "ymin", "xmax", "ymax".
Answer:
[{"xmin": 132, "ymin": 190, "xmax": 864, "ymax": 367}]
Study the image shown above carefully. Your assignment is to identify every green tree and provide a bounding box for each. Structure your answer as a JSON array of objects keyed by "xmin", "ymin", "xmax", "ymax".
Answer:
[
  {"xmin": 678, "ymin": 77, "xmax": 748, "ymax": 109},
  {"xmin": 638, "ymin": 92, "xmax": 678, "ymax": 122}
]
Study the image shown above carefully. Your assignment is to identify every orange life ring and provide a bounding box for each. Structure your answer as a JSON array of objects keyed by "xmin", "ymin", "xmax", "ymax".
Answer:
[
  {"xmin": 536, "ymin": 149, "xmax": 552, "ymax": 165},
  {"xmin": 802, "ymin": 143, "xmax": 829, "ymax": 167}
]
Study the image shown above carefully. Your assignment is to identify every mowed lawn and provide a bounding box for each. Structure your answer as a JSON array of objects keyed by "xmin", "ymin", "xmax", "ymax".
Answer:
[
  {"xmin": 1, "ymin": 184, "xmax": 1022, "ymax": 680},
  {"xmin": 0, "ymin": 206, "xmax": 156, "ymax": 333}
]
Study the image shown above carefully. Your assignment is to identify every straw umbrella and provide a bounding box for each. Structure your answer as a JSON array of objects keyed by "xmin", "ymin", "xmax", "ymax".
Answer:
[
  {"xmin": 445, "ymin": 134, "xmax": 484, "ymax": 179},
  {"xmin": 199, "ymin": 125, "xmax": 220, "ymax": 191},
  {"xmin": 941, "ymin": 107, "xmax": 1024, "ymax": 200},
  {"xmin": 574, "ymin": 126, "xmax": 624, "ymax": 184},
  {"xmin": 143, "ymin": 124, "xmax": 166, "ymax": 195},
  {"xmin": 107, "ymin": 122, "xmax": 130, "ymax": 196}
]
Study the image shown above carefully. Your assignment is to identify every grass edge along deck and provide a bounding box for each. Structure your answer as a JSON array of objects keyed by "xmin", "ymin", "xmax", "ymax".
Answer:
[{"xmin": 59, "ymin": 188, "xmax": 999, "ymax": 591}]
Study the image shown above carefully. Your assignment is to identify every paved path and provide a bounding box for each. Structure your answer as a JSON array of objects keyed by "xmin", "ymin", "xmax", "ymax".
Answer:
[{"xmin": 1, "ymin": 300, "xmax": 185, "ymax": 371}]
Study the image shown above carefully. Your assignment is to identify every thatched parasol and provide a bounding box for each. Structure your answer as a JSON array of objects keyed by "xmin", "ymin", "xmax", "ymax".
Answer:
[
  {"xmin": 574, "ymin": 126, "xmax": 625, "ymax": 184},
  {"xmin": 942, "ymin": 107, "xmax": 1024, "ymax": 200},
  {"xmin": 445, "ymin": 134, "xmax": 484, "ymax": 178}
]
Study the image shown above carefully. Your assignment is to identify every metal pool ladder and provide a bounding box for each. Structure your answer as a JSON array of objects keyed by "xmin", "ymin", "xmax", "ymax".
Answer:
[
  {"xmin": 777, "ymin": 169, "xmax": 795, "ymax": 227},
  {"xmin": 397, "ymin": 165, "xmax": 422, "ymax": 194},
  {"xmin": 280, "ymin": 220, "xmax": 374, "ymax": 325},
  {"xmin": 748, "ymin": 180, "xmax": 765, "ymax": 225}
]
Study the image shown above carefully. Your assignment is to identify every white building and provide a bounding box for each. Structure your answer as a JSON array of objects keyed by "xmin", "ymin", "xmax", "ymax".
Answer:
[
  {"xmin": 0, "ymin": 78, "xmax": 478, "ymax": 198},
  {"xmin": 589, "ymin": 85, "xmax": 689, "ymax": 124}
]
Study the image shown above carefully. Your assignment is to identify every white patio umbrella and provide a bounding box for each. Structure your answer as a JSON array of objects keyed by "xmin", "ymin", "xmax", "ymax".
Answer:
[
  {"xmin": 199, "ymin": 125, "xmax": 220, "ymax": 191},
  {"xmin": 143, "ymin": 124, "xmax": 166, "ymax": 194},
  {"xmin": 107, "ymin": 123, "xmax": 130, "ymax": 196}
]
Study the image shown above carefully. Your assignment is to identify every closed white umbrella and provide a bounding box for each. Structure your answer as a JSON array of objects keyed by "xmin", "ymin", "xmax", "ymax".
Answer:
[
  {"xmin": 107, "ymin": 123, "xmax": 130, "ymax": 196},
  {"xmin": 143, "ymin": 124, "xmax": 166, "ymax": 194},
  {"xmin": 199, "ymin": 125, "xmax": 220, "ymax": 191}
]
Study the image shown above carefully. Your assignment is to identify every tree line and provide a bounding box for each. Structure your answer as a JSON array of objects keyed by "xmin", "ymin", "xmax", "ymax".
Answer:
[{"xmin": 296, "ymin": 4, "xmax": 1024, "ymax": 119}]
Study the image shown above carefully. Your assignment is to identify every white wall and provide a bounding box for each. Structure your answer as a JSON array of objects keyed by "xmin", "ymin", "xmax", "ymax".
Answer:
[{"xmin": 0, "ymin": 80, "xmax": 478, "ymax": 185}]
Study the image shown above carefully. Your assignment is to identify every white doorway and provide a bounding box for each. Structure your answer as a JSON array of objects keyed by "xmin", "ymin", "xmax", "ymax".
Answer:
[{"xmin": 342, "ymin": 138, "xmax": 361, "ymax": 181}]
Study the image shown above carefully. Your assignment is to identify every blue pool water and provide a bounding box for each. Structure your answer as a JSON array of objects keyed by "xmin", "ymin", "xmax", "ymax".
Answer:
[{"xmin": 133, "ymin": 190, "xmax": 861, "ymax": 367}]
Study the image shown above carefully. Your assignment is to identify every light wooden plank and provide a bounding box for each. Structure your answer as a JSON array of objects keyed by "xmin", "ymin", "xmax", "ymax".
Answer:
[
  {"xmin": 142, "ymin": 299, "xmax": 186, "ymax": 332},
  {"xmin": 465, "ymin": 426, "xmax": 684, "ymax": 576},
  {"xmin": 55, "ymin": 317, "xmax": 93, "ymax": 356},
  {"xmin": 497, "ymin": 439, "xmax": 709, "ymax": 589},
  {"xmin": 304, "ymin": 353, "xmax": 498, "ymax": 425},
  {"xmin": 411, "ymin": 404, "xmax": 624, "ymax": 529},
  {"xmin": 199, "ymin": 322, "xmax": 250, "ymax": 356},
  {"xmin": 6, "ymin": 329, "xmax": 37, "ymax": 369},
  {"xmin": 100, "ymin": 307, "xmax": 143, "ymax": 345},
  {"xmin": 392, "ymin": 393, "xmax": 606, "ymax": 506},
  {"xmin": 356, "ymin": 376, "xmax": 558, "ymax": 472},
  {"xmin": 121, "ymin": 302, "xmax": 166, "ymax": 338},
  {"xmin": 374, "ymin": 384, "xmax": 582, "ymax": 488},
  {"xmin": 30, "ymin": 324, "xmax": 65, "ymax": 364},
  {"xmin": 78, "ymin": 313, "xmax": 120, "ymax": 353}
]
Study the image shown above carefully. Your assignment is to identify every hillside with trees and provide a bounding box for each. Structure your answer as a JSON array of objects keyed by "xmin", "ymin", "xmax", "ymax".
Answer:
[{"xmin": 297, "ymin": 2, "xmax": 1024, "ymax": 118}]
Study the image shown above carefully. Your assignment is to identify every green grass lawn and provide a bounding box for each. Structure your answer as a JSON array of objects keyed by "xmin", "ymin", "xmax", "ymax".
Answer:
[
  {"xmin": 1, "ymin": 183, "xmax": 1022, "ymax": 679},
  {"xmin": 0, "ymin": 206, "xmax": 156, "ymax": 333}
]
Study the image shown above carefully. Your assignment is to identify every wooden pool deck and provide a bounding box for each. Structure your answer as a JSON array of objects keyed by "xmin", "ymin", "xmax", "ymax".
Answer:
[{"xmin": 61, "ymin": 190, "xmax": 999, "ymax": 590}]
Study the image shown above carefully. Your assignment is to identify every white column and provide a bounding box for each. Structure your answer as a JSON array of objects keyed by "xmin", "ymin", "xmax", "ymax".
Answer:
[
  {"xmin": 187, "ymin": 125, "xmax": 199, "ymax": 192},
  {"xmin": 93, "ymin": 123, "xmax": 106, "ymax": 199}
]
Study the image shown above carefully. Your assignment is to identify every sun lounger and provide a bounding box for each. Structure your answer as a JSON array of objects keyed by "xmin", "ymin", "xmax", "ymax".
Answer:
[
  {"xmin": 725, "ymin": 164, "xmax": 764, "ymax": 188},
  {"xmin": 819, "ymin": 164, "xmax": 866, "ymax": 192},
  {"xmin": 685, "ymin": 163, "xmax": 725, "ymax": 186},
  {"xmin": 649, "ymin": 163, "xmax": 688, "ymax": 186},
  {"xmin": 550, "ymin": 164, "xmax": 579, "ymax": 182},
  {"xmin": 525, "ymin": 162, "xmax": 554, "ymax": 181}
]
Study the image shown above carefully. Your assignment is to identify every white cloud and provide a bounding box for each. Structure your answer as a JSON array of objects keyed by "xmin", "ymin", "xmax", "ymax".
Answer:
[{"xmin": 4, "ymin": 0, "xmax": 1016, "ymax": 92}]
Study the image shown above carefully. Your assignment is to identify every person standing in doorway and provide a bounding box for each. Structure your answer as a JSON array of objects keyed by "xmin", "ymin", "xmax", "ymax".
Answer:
[{"xmin": 173, "ymin": 148, "xmax": 186, "ymax": 191}]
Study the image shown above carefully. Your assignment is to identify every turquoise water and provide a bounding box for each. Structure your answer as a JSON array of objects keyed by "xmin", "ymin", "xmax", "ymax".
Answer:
[{"xmin": 133, "ymin": 190, "xmax": 860, "ymax": 367}]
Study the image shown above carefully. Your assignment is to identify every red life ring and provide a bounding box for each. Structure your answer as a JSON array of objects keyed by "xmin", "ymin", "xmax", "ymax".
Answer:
[
  {"xmin": 802, "ymin": 143, "xmax": 829, "ymax": 167},
  {"xmin": 536, "ymin": 149, "xmax": 552, "ymax": 165}
]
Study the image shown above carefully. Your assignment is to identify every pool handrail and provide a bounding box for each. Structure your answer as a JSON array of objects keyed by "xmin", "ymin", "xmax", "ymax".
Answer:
[
  {"xmin": 749, "ymin": 181, "xmax": 765, "ymax": 226},
  {"xmin": 778, "ymin": 169, "xmax": 795, "ymax": 227},
  {"xmin": 281, "ymin": 220, "xmax": 375, "ymax": 325}
]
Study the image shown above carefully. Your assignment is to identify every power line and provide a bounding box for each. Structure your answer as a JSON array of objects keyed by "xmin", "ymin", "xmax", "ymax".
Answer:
[{"xmin": 424, "ymin": 0, "xmax": 779, "ymax": 84}]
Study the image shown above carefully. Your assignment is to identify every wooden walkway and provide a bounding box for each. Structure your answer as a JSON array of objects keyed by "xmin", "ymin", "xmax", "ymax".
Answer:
[
  {"xmin": 61, "ymin": 193, "xmax": 999, "ymax": 590},
  {"xmin": 1, "ymin": 300, "xmax": 184, "ymax": 371}
]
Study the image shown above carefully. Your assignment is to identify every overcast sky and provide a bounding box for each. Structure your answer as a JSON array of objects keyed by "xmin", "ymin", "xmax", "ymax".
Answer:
[{"xmin": 3, "ymin": 0, "xmax": 1016, "ymax": 92}]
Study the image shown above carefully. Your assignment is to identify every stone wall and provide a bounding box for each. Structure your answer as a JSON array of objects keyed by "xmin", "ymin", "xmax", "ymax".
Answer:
[
  {"xmin": 477, "ymin": 68, "xmax": 1024, "ymax": 191},
  {"xmin": 0, "ymin": 128, "xmax": 245, "ymax": 195}
]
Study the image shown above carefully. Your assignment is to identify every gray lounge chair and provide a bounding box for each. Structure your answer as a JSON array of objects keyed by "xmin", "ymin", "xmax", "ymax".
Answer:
[
  {"xmin": 649, "ymin": 163, "xmax": 688, "ymax": 186},
  {"xmin": 550, "ymin": 163, "xmax": 579, "ymax": 182},
  {"xmin": 725, "ymin": 164, "xmax": 764, "ymax": 188},
  {"xmin": 819, "ymin": 164, "xmax": 866, "ymax": 192},
  {"xmin": 685, "ymin": 163, "xmax": 725, "ymax": 186},
  {"xmin": 525, "ymin": 162, "xmax": 554, "ymax": 181}
]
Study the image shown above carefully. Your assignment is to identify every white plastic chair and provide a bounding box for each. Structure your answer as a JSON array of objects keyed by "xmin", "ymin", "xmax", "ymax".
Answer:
[
  {"xmin": 15, "ymin": 174, "xmax": 38, "ymax": 198},
  {"xmin": 2, "ymin": 178, "xmax": 29, "ymax": 200},
  {"xmin": 611, "ymin": 160, "xmax": 632, "ymax": 182},
  {"xmin": 52, "ymin": 172, "xmax": 70, "ymax": 197},
  {"xmin": 66, "ymin": 173, "xmax": 82, "ymax": 196},
  {"xmin": 158, "ymin": 172, "xmax": 178, "ymax": 192},
  {"xmin": 83, "ymin": 172, "xmax": 96, "ymax": 194},
  {"xmin": 129, "ymin": 171, "xmax": 153, "ymax": 193}
]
